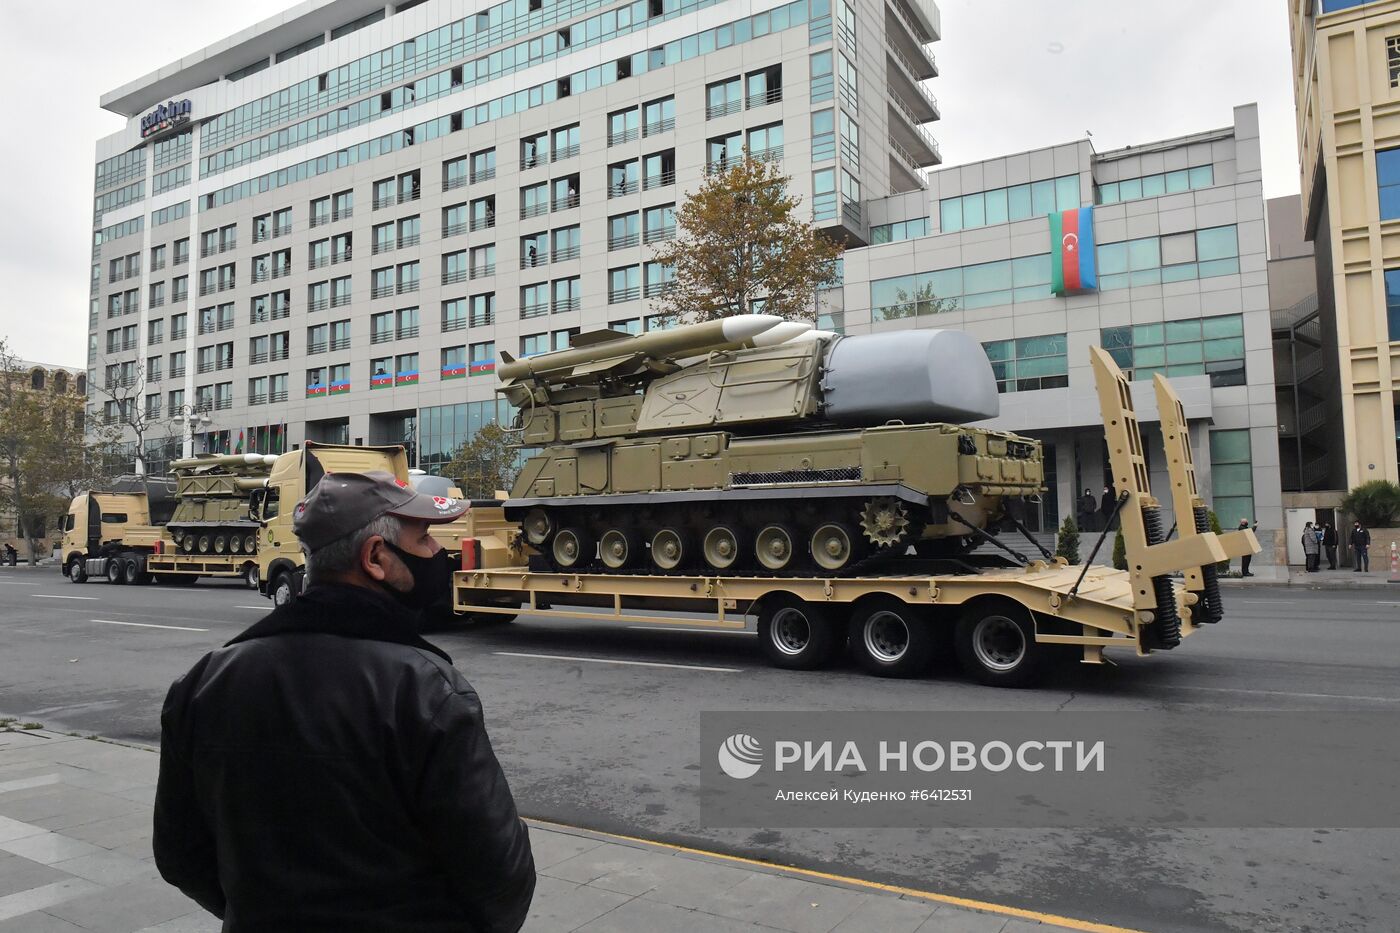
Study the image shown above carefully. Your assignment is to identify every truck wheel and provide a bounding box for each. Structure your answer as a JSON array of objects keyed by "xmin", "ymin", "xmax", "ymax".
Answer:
[
  {"xmin": 244, "ymin": 564, "xmax": 259, "ymax": 589},
  {"xmin": 67, "ymin": 558, "xmax": 87, "ymax": 584},
  {"xmin": 122, "ymin": 557, "xmax": 143, "ymax": 585},
  {"xmin": 271, "ymin": 571, "xmax": 298, "ymax": 607},
  {"xmin": 848, "ymin": 599, "xmax": 936, "ymax": 677},
  {"xmin": 955, "ymin": 600, "xmax": 1045, "ymax": 688},
  {"xmin": 757, "ymin": 596, "xmax": 843, "ymax": 670},
  {"xmin": 106, "ymin": 558, "xmax": 126, "ymax": 584}
]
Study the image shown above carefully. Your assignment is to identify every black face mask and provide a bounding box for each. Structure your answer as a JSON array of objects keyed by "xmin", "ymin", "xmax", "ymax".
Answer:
[{"xmin": 383, "ymin": 540, "xmax": 455, "ymax": 611}]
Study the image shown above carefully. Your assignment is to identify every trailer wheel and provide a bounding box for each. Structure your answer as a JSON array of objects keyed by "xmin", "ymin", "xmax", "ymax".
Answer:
[
  {"xmin": 271, "ymin": 571, "xmax": 298, "ymax": 607},
  {"xmin": 67, "ymin": 558, "xmax": 87, "ymax": 584},
  {"xmin": 955, "ymin": 599, "xmax": 1044, "ymax": 688},
  {"xmin": 848, "ymin": 599, "xmax": 936, "ymax": 677},
  {"xmin": 757, "ymin": 596, "xmax": 843, "ymax": 670}
]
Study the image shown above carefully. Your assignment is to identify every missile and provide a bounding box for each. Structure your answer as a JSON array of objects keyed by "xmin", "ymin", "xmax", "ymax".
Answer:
[
  {"xmin": 751, "ymin": 321, "xmax": 812, "ymax": 346},
  {"xmin": 496, "ymin": 314, "xmax": 784, "ymax": 384}
]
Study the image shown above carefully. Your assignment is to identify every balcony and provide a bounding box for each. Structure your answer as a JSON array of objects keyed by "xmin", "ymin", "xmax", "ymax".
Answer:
[
  {"xmin": 609, "ymin": 232, "xmax": 639, "ymax": 251},
  {"xmin": 214, "ymin": 397, "xmax": 233, "ymax": 411},
  {"xmin": 371, "ymin": 331, "xmax": 395, "ymax": 345},
  {"xmin": 470, "ymin": 167, "xmax": 496, "ymax": 184},
  {"xmin": 373, "ymin": 195, "xmax": 396, "ymax": 210},
  {"xmin": 171, "ymin": 327, "xmax": 187, "ymax": 341},
  {"xmin": 271, "ymin": 306, "xmax": 291, "ymax": 320},
  {"xmin": 308, "ymin": 297, "xmax": 330, "ymax": 312},
  {"xmin": 886, "ymin": 0, "xmax": 940, "ymax": 47},
  {"xmin": 270, "ymin": 389, "xmax": 289, "ymax": 403},
  {"xmin": 608, "ymin": 127, "xmax": 639, "ymax": 147},
  {"xmin": 273, "ymin": 224, "xmax": 292, "ymax": 238},
  {"xmin": 310, "ymin": 214, "xmax": 331, "ymax": 229},
  {"xmin": 333, "ymin": 207, "xmax": 353, "ymax": 222},
  {"xmin": 470, "ymin": 215, "xmax": 496, "ymax": 232},
  {"xmin": 307, "ymin": 340, "xmax": 328, "ymax": 355},
  {"xmin": 886, "ymin": 48, "xmax": 941, "ymax": 123},
  {"xmin": 252, "ymin": 268, "xmax": 271, "ymax": 283},
  {"xmin": 399, "ymin": 234, "xmax": 420, "ymax": 249},
  {"xmin": 750, "ymin": 145, "xmax": 784, "ymax": 164},
  {"xmin": 644, "ymin": 117, "xmax": 675, "ymax": 137},
  {"xmin": 443, "ymin": 269, "xmax": 469, "ymax": 285},
  {"xmin": 553, "ymin": 244, "xmax": 580, "ymax": 262},
  {"xmin": 553, "ymin": 297, "xmax": 581, "ymax": 313},
  {"xmin": 706, "ymin": 98, "xmax": 742, "ymax": 120},
  {"xmin": 271, "ymin": 265, "xmax": 291, "ymax": 280},
  {"xmin": 198, "ymin": 321, "xmax": 217, "ymax": 336},
  {"xmin": 521, "ymin": 202, "xmax": 549, "ymax": 221},
  {"xmin": 330, "ymin": 294, "xmax": 351, "ymax": 308},
  {"xmin": 521, "ymin": 252, "xmax": 547, "ymax": 270},
  {"xmin": 608, "ymin": 286, "xmax": 640, "ymax": 304},
  {"xmin": 170, "ymin": 365, "xmax": 186, "ymax": 378},
  {"xmin": 397, "ymin": 325, "xmax": 419, "ymax": 339},
  {"xmin": 215, "ymin": 357, "xmax": 234, "ymax": 371},
  {"xmin": 888, "ymin": 136, "xmax": 930, "ymax": 192},
  {"xmin": 444, "ymin": 222, "xmax": 468, "ymax": 238},
  {"xmin": 372, "ymin": 241, "xmax": 394, "ymax": 255},
  {"xmin": 520, "ymin": 153, "xmax": 547, "ymax": 172},
  {"xmin": 747, "ymin": 86, "xmax": 783, "ymax": 109},
  {"xmin": 270, "ymin": 347, "xmax": 290, "ymax": 362},
  {"xmin": 553, "ymin": 193, "xmax": 580, "ymax": 212},
  {"xmin": 309, "ymin": 256, "xmax": 330, "ymax": 271},
  {"xmin": 443, "ymin": 175, "xmax": 469, "ymax": 193},
  {"xmin": 643, "ymin": 170, "xmax": 675, "ymax": 191},
  {"xmin": 150, "ymin": 296, "xmax": 165, "ymax": 309},
  {"xmin": 396, "ymin": 280, "xmax": 419, "ymax": 295},
  {"xmin": 608, "ymin": 179, "xmax": 639, "ymax": 199},
  {"xmin": 333, "ymin": 249, "xmax": 352, "ymax": 264},
  {"xmin": 250, "ymin": 350, "xmax": 269, "ymax": 364},
  {"xmin": 521, "ymin": 302, "xmax": 549, "ymax": 319},
  {"xmin": 371, "ymin": 285, "xmax": 395, "ymax": 300},
  {"xmin": 443, "ymin": 318, "xmax": 467, "ymax": 333},
  {"xmin": 554, "ymin": 143, "xmax": 580, "ymax": 161},
  {"xmin": 248, "ymin": 393, "xmax": 268, "ymax": 406},
  {"xmin": 470, "ymin": 263, "xmax": 496, "ymax": 279},
  {"xmin": 886, "ymin": 93, "xmax": 943, "ymax": 166}
]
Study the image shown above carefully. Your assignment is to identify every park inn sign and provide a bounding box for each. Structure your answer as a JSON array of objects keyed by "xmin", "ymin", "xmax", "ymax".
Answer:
[{"xmin": 140, "ymin": 99, "xmax": 192, "ymax": 139}]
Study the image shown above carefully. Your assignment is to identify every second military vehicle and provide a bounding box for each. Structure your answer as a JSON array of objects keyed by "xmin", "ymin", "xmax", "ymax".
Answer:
[
  {"xmin": 497, "ymin": 314, "xmax": 1046, "ymax": 575},
  {"xmin": 166, "ymin": 453, "xmax": 275, "ymax": 556}
]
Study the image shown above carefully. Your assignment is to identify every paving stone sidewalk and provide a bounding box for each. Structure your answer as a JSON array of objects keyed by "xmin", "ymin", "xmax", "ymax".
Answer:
[{"xmin": 0, "ymin": 729, "xmax": 1083, "ymax": 933}]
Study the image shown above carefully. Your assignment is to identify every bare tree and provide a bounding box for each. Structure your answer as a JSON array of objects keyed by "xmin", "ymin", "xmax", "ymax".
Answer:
[{"xmin": 91, "ymin": 356, "xmax": 183, "ymax": 475}]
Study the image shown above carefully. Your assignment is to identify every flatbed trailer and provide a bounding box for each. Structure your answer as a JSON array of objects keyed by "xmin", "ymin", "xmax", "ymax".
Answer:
[{"xmin": 453, "ymin": 348, "xmax": 1260, "ymax": 687}]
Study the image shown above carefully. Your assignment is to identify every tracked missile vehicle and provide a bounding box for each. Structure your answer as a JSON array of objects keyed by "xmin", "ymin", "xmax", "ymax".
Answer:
[
  {"xmin": 166, "ymin": 453, "xmax": 276, "ymax": 555},
  {"xmin": 497, "ymin": 315, "xmax": 1046, "ymax": 575}
]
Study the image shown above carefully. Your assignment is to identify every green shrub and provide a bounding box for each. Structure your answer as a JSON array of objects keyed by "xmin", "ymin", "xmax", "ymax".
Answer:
[
  {"xmin": 1055, "ymin": 517, "xmax": 1080, "ymax": 565},
  {"xmin": 1340, "ymin": 480, "xmax": 1400, "ymax": 527},
  {"xmin": 1112, "ymin": 529, "xmax": 1127, "ymax": 570}
]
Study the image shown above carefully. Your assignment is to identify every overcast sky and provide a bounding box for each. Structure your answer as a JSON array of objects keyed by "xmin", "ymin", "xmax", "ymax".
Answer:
[{"xmin": 0, "ymin": 0, "xmax": 1298, "ymax": 366}]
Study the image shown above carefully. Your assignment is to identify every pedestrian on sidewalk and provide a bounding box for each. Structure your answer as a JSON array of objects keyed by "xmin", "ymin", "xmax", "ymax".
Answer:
[
  {"xmin": 1302, "ymin": 521, "xmax": 1319, "ymax": 572},
  {"xmin": 1351, "ymin": 520, "xmax": 1372, "ymax": 572},
  {"xmin": 1238, "ymin": 518, "xmax": 1256, "ymax": 577},
  {"xmin": 1100, "ymin": 485, "xmax": 1117, "ymax": 531},
  {"xmin": 154, "ymin": 471, "xmax": 535, "ymax": 931},
  {"xmin": 1079, "ymin": 488, "xmax": 1098, "ymax": 533},
  {"xmin": 1323, "ymin": 523, "xmax": 1338, "ymax": 570}
]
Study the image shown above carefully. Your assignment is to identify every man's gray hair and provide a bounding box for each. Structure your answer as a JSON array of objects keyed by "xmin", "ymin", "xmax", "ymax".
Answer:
[{"xmin": 303, "ymin": 512, "xmax": 403, "ymax": 583}]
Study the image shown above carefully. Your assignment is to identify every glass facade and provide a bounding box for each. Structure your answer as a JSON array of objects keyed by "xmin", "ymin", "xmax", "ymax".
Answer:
[
  {"xmin": 869, "ymin": 217, "xmax": 929, "ymax": 244},
  {"xmin": 418, "ymin": 399, "xmax": 513, "ymax": 473},
  {"xmin": 1101, "ymin": 314, "xmax": 1246, "ymax": 387},
  {"xmin": 1096, "ymin": 165, "xmax": 1213, "ymax": 205},
  {"xmin": 1379, "ymin": 148, "xmax": 1400, "ymax": 220},
  {"xmin": 940, "ymin": 175, "xmax": 1079, "ymax": 233},
  {"xmin": 983, "ymin": 334, "xmax": 1069, "ymax": 393},
  {"xmin": 1209, "ymin": 429, "xmax": 1254, "ymax": 525}
]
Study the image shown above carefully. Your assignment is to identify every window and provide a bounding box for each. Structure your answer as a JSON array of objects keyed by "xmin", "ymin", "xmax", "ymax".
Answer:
[
  {"xmin": 609, "ymin": 265, "xmax": 640, "ymax": 303},
  {"xmin": 552, "ymin": 124, "xmax": 580, "ymax": 160},
  {"xmin": 443, "ymin": 299, "xmax": 467, "ymax": 333},
  {"xmin": 643, "ymin": 150, "xmax": 675, "ymax": 189},
  {"xmin": 748, "ymin": 124, "xmax": 784, "ymax": 161},
  {"xmin": 521, "ymin": 132, "xmax": 547, "ymax": 171},
  {"xmin": 469, "ymin": 341, "xmax": 495, "ymax": 376},
  {"xmin": 308, "ymin": 281, "xmax": 330, "ymax": 312},
  {"xmin": 471, "ymin": 148, "xmax": 496, "ymax": 183},
  {"xmin": 707, "ymin": 132, "xmax": 742, "ymax": 173},
  {"xmin": 149, "ymin": 281, "xmax": 166, "ymax": 308},
  {"xmin": 471, "ymin": 243, "xmax": 496, "ymax": 277},
  {"xmin": 837, "ymin": 0, "xmax": 856, "ymax": 50},
  {"xmin": 332, "ymin": 189, "xmax": 353, "ymax": 220},
  {"xmin": 1097, "ymin": 165, "xmax": 1213, "ymax": 205},
  {"xmin": 522, "ymin": 333, "xmax": 549, "ymax": 356},
  {"xmin": 608, "ymin": 107, "xmax": 640, "ymax": 145},
  {"xmin": 643, "ymin": 204, "xmax": 676, "ymax": 244},
  {"xmin": 373, "ymin": 177, "xmax": 395, "ymax": 209},
  {"xmin": 609, "ymin": 213, "xmax": 640, "ymax": 250},
  {"xmin": 470, "ymin": 293, "xmax": 495, "ymax": 326},
  {"xmin": 371, "ymin": 357, "xmax": 393, "ymax": 387},
  {"xmin": 552, "ymin": 175, "xmax": 580, "ymax": 210},
  {"xmin": 1384, "ymin": 269, "xmax": 1400, "ymax": 341},
  {"xmin": 1209, "ymin": 430, "xmax": 1254, "ymax": 527},
  {"xmin": 398, "ymin": 215, "xmax": 421, "ymax": 248},
  {"xmin": 837, "ymin": 54, "xmax": 858, "ymax": 113},
  {"xmin": 307, "ymin": 323, "xmax": 329, "ymax": 354},
  {"xmin": 310, "ymin": 239, "xmax": 330, "ymax": 269},
  {"xmin": 644, "ymin": 261, "xmax": 675, "ymax": 297},
  {"xmin": 983, "ymin": 335, "xmax": 1069, "ymax": 393},
  {"xmin": 471, "ymin": 195, "xmax": 496, "ymax": 230},
  {"xmin": 443, "ymin": 155, "xmax": 469, "ymax": 191},
  {"xmin": 943, "ymin": 175, "xmax": 1080, "ymax": 232},
  {"xmin": 330, "ymin": 277, "xmax": 351, "ymax": 308},
  {"xmin": 396, "ymin": 261, "xmax": 420, "ymax": 294},
  {"xmin": 522, "ymin": 282, "xmax": 550, "ymax": 318},
  {"xmin": 521, "ymin": 182, "xmax": 549, "ymax": 219},
  {"xmin": 552, "ymin": 225, "xmax": 581, "ymax": 261},
  {"xmin": 552, "ymin": 328, "xmax": 578, "ymax": 350},
  {"xmin": 172, "ymin": 275, "xmax": 188, "ymax": 302},
  {"xmin": 332, "ymin": 232, "xmax": 352, "ymax": 263},
  {"xmin": 643, "ymin": 96, "xmax": 675, "ymax": 136},
  {"xmin": 307, "ymin": 367, "xmax": 328, "ymax": 396},
  {"xmin": 396, "ymin": 307, "xmax": 420, "ymax": 339},
  {"xmin": 310, "ymin": 196, "xmax": 331, "ymax": 227},
  {"xmin": 706, "ymin": 77, "xmax": 742, "ymax": 118},
  {"xmin": 1096, "ymin": 225, "xmax": 1240, "ymax": 289},
  {"xmin": 1101, "ymin": 314, "xmax": 1245, "ymax": 387},
  {"xmin": 813, "ymin": 169, "xmax": 837, "ymax": 221},
  {"xmin": 150, "ymin": 244, "xmax": 167, "ymax": 271},
  {"xmin": 373, "ymin": 221, "xmax": 395, "ymax": 255},
  {"xmin": 371, "ymin": 311, "xmax": 395, "ymax": 344},
  {"xmin": 330, "ymin": 319, "xmax": 351, "ymax": 351},
  {"xmin": 250, "ymin": 334, "xmax": 269, "ymax": 363},
  {"xmin": 610, "ymin": 318, "xmax": 642, "ymax": 335},
  {"xmin": 811, "ymin": 110, "xmax": 835, "ymax": 162},
  {"xmin": 396, "ymin": 353, "xmax": 420, "ymax": 385},
  {"xmin": 746, "ymin": 64, "xmax": 782, "ymax": 108},
  {"xmin": 249, "ymin": 376, "xmax": 268, "ymax": 405},
  {"xmin": 521, "ymin": 231, "xmax": 548, "ymax": 268},
  {"xmin": 1379, "ymin": 148, "xmax": 1400, "ymax": 220},
  {"xmin": 173, "ymin": 238, "xmax": 189, "ymax": 265},
  {"xmin": 443, "ymin": 249, "xmax": 469, "ymax": 284},
  {"xmin": 148, "ymin": 319, "xmax": 164, "ymax": 345},
  {"xmin": 552, "ymin": 276, "xmax": 581, "ymax": 313},
  {"xmin": 442, "ymin": 346, "xmax": 468, "ymax": 380},
  {"xmin": 870, "ymin": 218, "xmax": 929, "ymax": 244},
  {"xmin": 1389, "ymin": 36, "xmax": 1400, "ymax": 87}
]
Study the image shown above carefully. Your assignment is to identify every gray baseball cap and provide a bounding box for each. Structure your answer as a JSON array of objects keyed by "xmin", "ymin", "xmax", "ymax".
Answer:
[{"xmin": 292, "ymin": 470, "xmax": 469, "ymax": 551}]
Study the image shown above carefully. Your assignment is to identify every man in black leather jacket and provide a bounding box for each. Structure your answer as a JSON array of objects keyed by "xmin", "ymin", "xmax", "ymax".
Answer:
[{"xmin": 153, "ymin": 471, "xmax": 535, "ymax": 931}]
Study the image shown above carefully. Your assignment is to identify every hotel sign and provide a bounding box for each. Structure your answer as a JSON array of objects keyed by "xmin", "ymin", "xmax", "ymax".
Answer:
[{"xmin": 140, "ymin": 99, "xmax": 192, "ymax": 139}]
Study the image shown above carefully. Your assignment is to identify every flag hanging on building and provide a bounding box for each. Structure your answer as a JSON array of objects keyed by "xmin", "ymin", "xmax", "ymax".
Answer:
[
  {"xmin": 1050, "ymin": 207, "xmax": 1097, "ymax": 295},
  {"xmin": 469, "ymin": 358, "xmax": 495, "ymax": 376},
  {"xmin": 235, "ymin": 429, "xmax": 244, "ymax": 453}
]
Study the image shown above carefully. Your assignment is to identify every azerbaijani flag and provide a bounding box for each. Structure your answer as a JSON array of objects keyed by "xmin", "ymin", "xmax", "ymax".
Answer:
[
  {"xmin": 1050, "ymin": 207, "xmax": 1097, "ymax": 295},
  {"xmin": 469, "ymin": 359, "xmax": 495, "ymax": 376},
  {"xmin": 442, "ymin": 363, "xmax": 467, "ymax": 380},
  {"xmin": 235, "ymin": 429, "xmax": 244, "ymax": 453},
  {"xmin": 396, "ymin": 370, "xmax": 419, "ymax": 386},
  {"xmin": 330, "ymin": 380, "xmax": 351, "ymax": 395},
  {"xmin": 370, "ymin": 373, "xmax": 394, "ymax": 389},
  {"xmin": 306, "ymin": 383, "xmax": 327, "ymax": 397}
]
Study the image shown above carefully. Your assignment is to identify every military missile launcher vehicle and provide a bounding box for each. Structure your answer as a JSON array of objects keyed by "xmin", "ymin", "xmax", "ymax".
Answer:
[
  {"xmin": 496, "ymin": 315, "xmax": 1046, "ymax": 575},
  {"xmin": 166, "ymin": 453, "xmax": 276, "ymax": 556}
]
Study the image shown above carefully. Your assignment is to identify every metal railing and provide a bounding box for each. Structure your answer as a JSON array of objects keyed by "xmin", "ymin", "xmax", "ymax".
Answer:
[
  {"xmin": 249, "ymin": 350, "xmax": 269, "ymax": 364},
  {"xmin": 520, "ymin": 153, "xmax": 547, "ymax": 172},
  {"xmin": 396, "ymin": 280, "xmax": 419, "ymax": 295},
  {"xmin": 215, "ymin": 357, "xmax": 235, "ymax": 371},
  {"xmin": 553, "ymin": 297, "xmax": 581, "ymax": 313},
  {"xmin": 269, "ymin": 389, "xmax": 288, "ymax": 403},
  {"xmin": 372, "ymin": 241, "xmax": 394, "ymax": 255},
  {"xmin": 608, "ymin": 179, "xmax": 639, "ymax": 198},
  {"xmin": 468, "ymin": 312, "xmax": 495, "ymax": 327},
  {"xmin": 170, "ymin": 365, "xmax": 186, "ymax": 378},
  {"xmin": 310, "ymin": 214, "xmax": 332, "ymax": 229},
  {"xmin": 399, "ymin": 233, "xmax": 420, "ymax": 248},
  {"xmin": 470, "ymin": 263, "xmax": 496, "ymax": 279},
  {"xmin": 644, "ymin": 281, "xmax": 675, "ymax": 298},
  {"xmin": 172, "ymin": 290, "xmax": 188, "ymax": 303},
  {"xmin": 270, "ymin": 306, "xmax": 290, "ymax": 320},
  {"xmin": 553, "ymin": 193, "xmax": 580, "ymax": 211},
  {"xmin": 609, "ymin": 232, "xmax": 639, "ymax": 250},
  {"xmin": 442, "ymin": 318, "xmax": 467, "ymax": 333},
  {"xmin": 330, "ymin": 337, "xmax": 351, "ymax": 352},
  {"xmin": 332, "ymin": 207, "xmax": 353, "ymax": 222},
  {"xmin": 521, "ymin": 302, "xmax": 550, "ymax": 319},
  {"xmin": 751, "ymin": 145, "xmax": 784, "ymax": 163},
  {"xmin": 371, "ymin": 331, "xmax": 395, "ymax": 345},
  {"xmin": 308, "ymin": 297, "xmax": 330, "ymax": 312},
  {"xmin": 273, "ymin": 224, "xmax": 292, "ymax": 238},
  {"xmin": 270, "ymin": 347, "xmax": 289, "ymax": 361},
  {"xmin": 886, "ymin": 0, "xmax": 940, "ymax": 60},
  {"xmin": 888, "ymin": 91, "xmax": 942, "ymax": 161},
  {"xmin": 470, "ymin": 167, "xmax": 496, "ymax": 183},
  {"xmin": 706, "ymin": 98, "xmax": 742, "ymax": 119},
  {"xmin": 373, "ymin": 195, "xmax": 395, "ymax": 210},
  {"xmin": 644, "ymin": 117, "xmax": 675, "ymax": 137},
  {"xmin": 331, "ymin": 294, "xmax": 351, "ymax": 308},
  {"xmin": 608, "ymin": 127, "xmax": 639, "ymax": 146},
  {"xmin": 214, "ymin": 397, "xmax": 232, "ymax": 411},
  {"xmin": 887, "ymin": 46, "xmax": 940, "ymax": 115},
  {"xmin": 520, "ymin": 202, "xmax": 549, "ymax": 220},
  {"xmin": 443, "ymin": 269, "xmax": 469, "ymax": 285},
  {"xmin": 553, "ymin": 244, "xmax": 580, "ymax": 261},
  {"xmin": 643, "ymin": 170, "xmax": 675, "ymax": 190},
  {"xmin": 553, "ymin": 143, "xmax": 580, "ymax": 161},
  {"xmin": 470, "ymin": 215, "xmax": 496, "ymax": 231},
  {"xmin": 271, "ymin": 265, "xmax": 291, "ymax": 280},
  {"xmin": 397, "ymin": 325, "xmax": 419, "ymax": 339},
  {"xmin": 887, "ymin": 136, "xmax": 930, "ymax": 189},
  {"xmin": 444, "ymin": 222, "xmax": 468, "ymax": 238},
  {"xmin": 150, "ymin": 296, "xmax": 165, "ymax": 308},
  {"xmin": 333, "ymin": 249, "xmax": 352, "ymax": 263},
  {"xmin": 747, "ymin": 86, "xmax": 783, "ymax": 109},
  {"xmin": 608, "ymin": 286, "xmax": 640, "ymax": 303},
  {"xmin": 443, "ymin": 175, "xmax": 469, "ymax": 192},
  {"xmin": 248, "ymin": 393, "xmax": 267, "ymax": 405},
  {"xmin": 309, "ymin": 256, "xmax": 330, "ymax": 270},
  {"xmin": 370, "ymin": 285, "xmax": 395, "ymax": 300}
]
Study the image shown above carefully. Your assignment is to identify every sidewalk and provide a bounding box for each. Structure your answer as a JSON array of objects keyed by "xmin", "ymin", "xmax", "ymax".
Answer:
[
  {"xmin": 0, "ymin": 729, "xmax": 1088, "ymax": 933},
  {"xmin": 1219, "ymin": 564, "xmax": 1400, "ymax": 589}
]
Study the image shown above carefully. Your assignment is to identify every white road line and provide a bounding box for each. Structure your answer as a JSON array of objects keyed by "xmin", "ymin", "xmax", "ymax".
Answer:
[
  {"xmin": 91, "ymin": 619, "xmax": 209, "ymax": 633},
  {"xmin": 626, "ymin": 625, "xmax": 755, "ymax": 636},
  {"xmin": 234, "ymin": 606, "xmax": 269, "ymax": 610},
  {"xmin": 495, "ymin": 651, "xmax": 742, "ymax": 673},
  {"xmin": 1377, "ymin": 601, "xmax": 1400, "ymax": 606},
  {"xmin": 1164, "ymin": 684, "xmax": 1400, "ymax": 703},
  {"xmin": 31, "ymin": 595, "xmax": 97, "ymax": 601},
  {"xmin": 0, "ymin": 581, "xmax": 38, "ymax": 585}
]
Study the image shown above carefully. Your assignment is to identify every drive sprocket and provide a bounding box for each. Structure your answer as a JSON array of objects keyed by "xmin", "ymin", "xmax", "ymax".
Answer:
[{"xmin": 859, "ymin": 497, "xmax": 911, "ymax": 548}]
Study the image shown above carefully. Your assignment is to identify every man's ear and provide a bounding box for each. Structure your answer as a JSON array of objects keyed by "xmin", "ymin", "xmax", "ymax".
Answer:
[{"xmin": 360, "ymin": 535, "xmax": 392, "ymax": 582}]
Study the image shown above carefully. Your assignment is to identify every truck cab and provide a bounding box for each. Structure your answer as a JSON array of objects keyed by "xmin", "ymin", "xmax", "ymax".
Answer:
[{"xmin": 61, "ymin": 489, "xmax": 158, "ymax": 583}]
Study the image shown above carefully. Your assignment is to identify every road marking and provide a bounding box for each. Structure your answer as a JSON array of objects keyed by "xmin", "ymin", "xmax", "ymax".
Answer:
[
  {"xmin": 0, "ymin": 581, "xmax": 38, "ymax": 585},
  {"xmin": 527, "ymin": 818, "xmax": 1150, "ymax": 933},
  {"xmin": 494, "ymin": 651, "xmax": 741, "ymax": 673},
  {"xmin": 234, "ymin": 606, "xmax": 269, "ymax": 610},
  {"xmin": 32, "ymin": 595, "xmax": 97, "ymax": 601},
  {"xmin": 1164, "ymin": 684, "xmax": 1400, "ymax": 703},
  {"xmin": 626, "ymin": 625, "xmax": 755, "ymax": 636},
  {"xmin": 0, "ymin": 774, "xmax": 59, "ymax": 795},
  {"xmin": 1378, "ymin": 601, "xmax": 1400, "ymax": 606},
  {"xmin": 91, "ymin": 619, "xmax": 209, "ymax": 633}
]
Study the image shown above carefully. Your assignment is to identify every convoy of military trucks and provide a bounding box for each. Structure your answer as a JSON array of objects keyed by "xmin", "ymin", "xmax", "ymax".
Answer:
[{"xmin": 61, "ymin": 316, "xmax": 1259, "ymax": 687}]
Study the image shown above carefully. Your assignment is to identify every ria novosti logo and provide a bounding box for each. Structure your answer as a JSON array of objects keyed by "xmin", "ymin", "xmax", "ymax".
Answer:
[{"xmin": 717, "ymin": 733, "xmax": 763, "ymax": 779}]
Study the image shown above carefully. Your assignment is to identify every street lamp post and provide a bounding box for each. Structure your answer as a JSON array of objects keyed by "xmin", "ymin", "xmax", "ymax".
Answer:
[{"xmin": 172, "ymin": 403, "xmax": 213, "ymax": 458}]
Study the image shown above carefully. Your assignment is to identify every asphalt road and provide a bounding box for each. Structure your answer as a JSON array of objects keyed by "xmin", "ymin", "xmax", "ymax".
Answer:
[{"xmin": 2, "ymin": 563, "xmax": 1398, "ymax": 933}]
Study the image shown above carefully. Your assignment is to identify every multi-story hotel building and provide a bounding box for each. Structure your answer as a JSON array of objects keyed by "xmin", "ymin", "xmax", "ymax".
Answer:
[
  {"xmin": 88, "ymin": 0, "xmax": 942, "ymax": 471},
  {"xmin": 1288, "ymin": 0, "xmax": 1400, "ymax": 491}
]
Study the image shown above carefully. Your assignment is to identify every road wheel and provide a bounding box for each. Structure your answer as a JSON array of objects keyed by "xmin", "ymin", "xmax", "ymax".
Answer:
[
  {"xmin": 701, "ymin": 525, "xmax": 743, "ymax": 573},
  {"xmin": 649, "ymin": 528, "xmax": 687, "ymax": 572},
  {"xmin": 244, "ymin": 564, "xmax": 259, "ymax": 589},
  {"xmin": 599, "ymin": 527, "xmax": 640, "ymax": 571},
  {"xmin": 551, "ymin": 526, "xmax": 591, "ymax": 571},
  {"xmin": 757, "ymin": 595, "xmax": 843, "ymax": 670},
  {"xmin": 755, "ymin": 523, "xmax": 799, "ymax": 572},
  {"xmin": 244, "ymin": 534, "xmax": 257, "ymax": 553},
  {"xmin": 229, "ymin": 535, "xmax": 243, "ymax": 554},
  {"xmin": 68, "ymin": 558, "xmax": 87, "ymax": 584},
  {"xmin": 810, "ymin": 522, "xmax": 860, "ymax": 574},
  {"xmin": 213, "ymin": 535, "xmax": 228, "ymax": 554},
  {"xmin": 849, "ymin": 599, "xmax": 937, "ymax": 678},
  {"xmin": 197, "ymin": 535, "xmax": 211, "ymax": 554},
  {"xmin": 954, "ymin": 599, "xmax": 1044, "ymax": 688},
  {"xmin": 272, "ymin": 571, "xmax": 298, "ymax": 607},
  {"xmin": 523, "ymin": 508, "xmax": 553, "ymax": 546}
]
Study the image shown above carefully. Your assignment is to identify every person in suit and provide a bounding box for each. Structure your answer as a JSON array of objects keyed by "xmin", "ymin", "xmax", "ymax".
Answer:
[
  {"xmin": 1322, "ymin": 523, "xmax": 1338, "ymax": 570},
  {"xmin": 1301, "ymin": 521, "xmax": 1319, "ymax": 572},
  {"xmin": 1078, "ymin": 488, "xmax": 1098, "ymax": 533},
  {"xmin": 1351, "ymin": 521, "xmax": 1372, "ymax": 572},
  {"xmin": 1099, "ymin": 485, "xmax": 1117, "ymax": 531},
  {"xmin": 1237, "ymin": 518, "xmax": 1256, "ymax": 577}
]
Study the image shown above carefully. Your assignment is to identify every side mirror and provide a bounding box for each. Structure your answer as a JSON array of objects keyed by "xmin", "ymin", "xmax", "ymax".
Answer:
[{"xmin": 248, "ymin": 488, "xmax": 266, "ymax": 523}]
